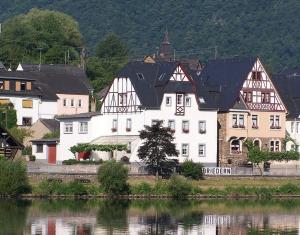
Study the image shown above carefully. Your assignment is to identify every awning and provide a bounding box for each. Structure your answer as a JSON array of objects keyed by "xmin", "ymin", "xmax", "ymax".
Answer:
[{"xmin": 90, "ymin": 135, "xmax": 139, "ymax": 145}]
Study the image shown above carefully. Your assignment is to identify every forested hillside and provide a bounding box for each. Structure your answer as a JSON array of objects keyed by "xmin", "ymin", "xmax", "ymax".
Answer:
[{"xmin": 1, "ymin": 0, "xmax": 300, "ymax": 71}]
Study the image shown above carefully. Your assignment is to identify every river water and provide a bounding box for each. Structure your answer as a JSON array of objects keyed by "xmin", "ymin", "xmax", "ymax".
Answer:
[{"xmin": 1, "ymin": 199, "xmax": 300, "ymax": 234}]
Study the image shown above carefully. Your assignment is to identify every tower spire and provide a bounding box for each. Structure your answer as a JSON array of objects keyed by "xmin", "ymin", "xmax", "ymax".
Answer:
[{"xmin": 158, "ymin": 29, "xmax": 173, "ymax": 61}]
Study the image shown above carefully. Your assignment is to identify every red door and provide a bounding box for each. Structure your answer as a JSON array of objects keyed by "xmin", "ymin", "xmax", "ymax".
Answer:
[{"xmin": 48, "ymin": 144, "xmax": 57, "ymax": 164}]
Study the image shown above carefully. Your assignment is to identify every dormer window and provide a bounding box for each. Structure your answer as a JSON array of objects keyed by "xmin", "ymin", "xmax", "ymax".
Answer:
[
  {"xmin": 136, "ymin": 73, "xmax": 144, "ymax": 80},
  {"xmin": 158, "ymin": 73, "xmax": 165, "ymax": 80}
]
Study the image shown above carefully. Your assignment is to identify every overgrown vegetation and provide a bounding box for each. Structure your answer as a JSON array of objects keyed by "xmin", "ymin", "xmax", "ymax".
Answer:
[
  {"xmin": 245, "ymin": 140, "xmax": 299, "ymax": 175},
  {"xmin": 97, "ymin": 160, "xmax": 129, "ymax": 195},
  {"xmin": 70, "ymin": 143, "xmax": 127, "ymax": 156},
  {"xmin": 43, "ymin": 130, "xmax": 60, "ymax": 139},
  {"xmin": 181, "ymin": 160, "xmax": 204, "ymax": 180},
  {"xmin": 0, "ymin": 158, "xmax": 30, "ymax": 196},
  {"xmin": 0, "ymin": 104, "xmax": 17, "ymax": 129}
]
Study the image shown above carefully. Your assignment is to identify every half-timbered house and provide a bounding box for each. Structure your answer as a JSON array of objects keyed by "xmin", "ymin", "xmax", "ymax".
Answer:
[
  {"xmin": 195, "ymin": 57, "xmax": 287, "ymax": 166},
  {"xmin": 58, "ymin": 60, "xmax": 218, "ymax": 165}
]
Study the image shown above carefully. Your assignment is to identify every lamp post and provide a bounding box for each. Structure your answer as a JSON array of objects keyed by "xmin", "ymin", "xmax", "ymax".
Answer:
[{"xmin": 2, "ymin": 132, "xmax": 7, "ymax": 159}]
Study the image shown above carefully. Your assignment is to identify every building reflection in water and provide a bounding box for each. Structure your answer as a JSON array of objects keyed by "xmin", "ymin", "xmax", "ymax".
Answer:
[{"xmin": 2, "ymin": 200, "xmax": 300, "ymax": 235}]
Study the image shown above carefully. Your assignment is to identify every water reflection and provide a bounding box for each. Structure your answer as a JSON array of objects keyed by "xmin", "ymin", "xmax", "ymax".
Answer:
[{"xmin": 1, "ymin": 199, "xmax": 300, "ymax": 234}]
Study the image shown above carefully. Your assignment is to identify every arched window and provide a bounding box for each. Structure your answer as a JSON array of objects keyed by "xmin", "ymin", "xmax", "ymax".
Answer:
[
  {"xmin": 253, "ymin": 139, "xmax": 261, "ymax": 150},
  {"xmin": 230, "ymin": 139, "xmax": 242, "ymax": 154}
]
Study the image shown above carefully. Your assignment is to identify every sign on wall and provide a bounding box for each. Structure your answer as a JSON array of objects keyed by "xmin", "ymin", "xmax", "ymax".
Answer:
[{"xmin": 202, "ymin": 167, "xmax": 232, "ymax": 175}]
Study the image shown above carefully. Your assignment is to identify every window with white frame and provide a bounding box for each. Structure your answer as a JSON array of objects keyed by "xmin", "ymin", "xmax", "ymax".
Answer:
[
  {"xmin": 232, "ymin": 114, "xmax": 238, "ymax": 127},
  {"xmin": 182, "ymin": 120, "xmax": 189, "ymax": 133},
  {"xmin": 168, "ymin": 120, "xmax": 175, "ymax": 132},
  {"xmin": 63, "ymin": 99, "xmax": 67, "ymax": 107},
  {"xmin": 78, "ymin": 99, "xmax": 82, "ymax": 108},
  {"xmin": 270, "ymin": 140, "xmax": 280, "ymax": 152},
  {"xmin": 166, "ymin": 97, "xmax": 172, "ymax": 106},
  {"xmin": 238, "ymin": 115, "xmax": 245, "ymax": 128},
  {"xmin": 118, "ymin": 93, "xmax": 127, "ymax": 106},
  {"xmin": 70, "ymin": 99, "xmax": 74, "ymax": 107},
  {"xmin": 112, "ymin": 119, "xmax": 118, "ymax": 132},
  {"xmin": 36, "ymin": 144, "xmax": 43, "ymax": 153},
  {"xmin": 177, "ymin": 94, "xmax": 183, "ymax": 105},
  {"xmin": 199, "ymin": 121, "xmax": 206, "ymax": 134},
  {"xmin": 182, "ymin": 144, "xmax": 189, "ymax": 157},
  {"xmin": 126, "ymin": 118, "xmax": 132, "ymax": 131},
  {"xmin": 79, "ymin": 122, "xmax": 88, "ymax": 134},
  {"xmin": 230, "ymin": 139, "xmax": 241, "ymax": 154},
  {"xmin": 252, "ymin": 115, "xmax": 258, "ymax": 129},
  {"xmin": 185, "ymin": 96, "xmax": 191, "ymax": 107},
  {"xmin": 64, "ymin": 122, "xmax": 73, "ymax": 134},
  {"xmin": 199, "ymin": 144, "xmax": 206, "ymax": 157},
  {"xmin": 270, "ymin": 115, "xmax": 280, "ymax": 129},
  {"xmin": 291, "ymin": 122, "xmax": 294, "ymax": 133}
]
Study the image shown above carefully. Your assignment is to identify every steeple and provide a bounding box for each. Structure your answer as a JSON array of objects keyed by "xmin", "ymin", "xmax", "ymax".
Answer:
[{"xmin": 158, "ymin": 30, "xmax": 173, "ymax": 61}]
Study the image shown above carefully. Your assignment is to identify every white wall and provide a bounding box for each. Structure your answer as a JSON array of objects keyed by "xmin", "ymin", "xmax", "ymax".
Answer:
[
  {"xmin": 286, "ymin": 120, "xmax": 300, "ymax": 152},
  {"xmin": 32, "ymin": 143, "xmax": 49, "ymax": 161},
  {"xmin": 59, "ymin": 93, "xmax": 218, "ymax": 165},
  {"xmin": 39, "ymin": 100, "xmax": 57, "ymax": 119}
]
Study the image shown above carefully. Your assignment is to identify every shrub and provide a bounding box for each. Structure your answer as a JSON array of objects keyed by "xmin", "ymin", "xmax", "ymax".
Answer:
[
  {"xmin": 0, "ymin": 159, "xmax": 30, "ymax": 196},
  {"xmin": 131, "ymin": 182, "xmax": 152, "ymax": 195},
  {"xmin": 29, "ymin": 155, "xmax": 36, "ymax": 161},
  {"xmin": 66, "ymin": 181, "xmax": 87, "ymax": 195},
  {"xmin": 152, "ymin": 180, "xmax": 169, "ymax": 194},
  {"xmin": 167, "ymin": 174, "xmax": 192, "ymax": 199},
  {"xmin": 180, "ymin": 160, "xmax": 203, "ymax": 180},
  {"xmin": 97, "ymin": 160, "xmax": 129, "ymax": 195}
]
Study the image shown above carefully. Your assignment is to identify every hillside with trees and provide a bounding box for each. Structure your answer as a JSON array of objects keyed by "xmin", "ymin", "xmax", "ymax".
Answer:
[{"xmin": 1, "ymin": 1, "xmax": 300, "ymax": 72}]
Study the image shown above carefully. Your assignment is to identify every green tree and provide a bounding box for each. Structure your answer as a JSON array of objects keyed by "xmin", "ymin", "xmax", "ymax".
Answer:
[
  {"xmin": 97, "ymin": 160, "xmax": 129, "ymax": 195},
  {"xmin": 137, "ymin": 121, "xmax": 178, "ymax": 179},
  {"xmin": 0, "ymin": 8, "xmax": 84, "ymax": 66},
  {"xmin": 86, "ymin": 33, "xmax": 128, "ymax": 92}
]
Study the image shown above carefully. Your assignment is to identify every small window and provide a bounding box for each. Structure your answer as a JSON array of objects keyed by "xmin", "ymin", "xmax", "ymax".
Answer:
[
  {"xmin": 185, "ymin": 97, "xmax": 191, "ymax": 107},
  {"xmin": 182, "ymin": 120, "xmax": 189, "ymax": 133},
  {"xmin": 252, "ymin": 115, "xmax": 258, "ymax": 129},
  {"xmin": 239, "ymin": 115, "xmax": 245, "ymax": 128},
  {"xmin": 168, "ymin": 120, "xmax": 175, "ymax": 132},
  {"xmin": 262, "ymin": 93, "xmax": 270, "ymax": 103},
  {"xmin": 182, "ymin": 144, "xmax": 189, "ymax": 157},
  {"xmin": 270, "ymin": 140, "xmax": 280, "ymax": 152},
  {"xmin": 230, "ymin": 139, "xmax": 241, "ymax": 154},
  {"xmin": 126, "ymin": 118, "xmax": 132, "ymax": 131},
  {"xmin": 78, "ymin": 99, "xmax": 82, "ymax": 108},
  {"xmin": 36, "ymin": 144, "xmax": 43, "ymax": 153},
  {"xmin": 232, "ymin": 114, "xmax": 238, "ymax": 128},
  {"xmin": 63, "ymin": 99, "xmax": 67, "ymax": 107},
  {"xmin": 252, "ymin": 71, "xmax": 262, "ymax": 81},
  {"xmin": 158, "ymin": 73, "xmax": 165, "ymax": 80},
  {"xmin": 199, "ymin": 97, "xmax": 205, "ymax": 103},
  {"xmin": 79, "ymin": 122, "xmax": 88, "ymax": 134},
  {"xmin": 199, "ymin": 144, "xmax": 206, "ymax": 157},
  {"xmin": 118, "ymin": 93, "xmax": 127, "ymax": 106},
  {"xmin": 112, "ymin": 119, "xmax": 118, "ymax": 132},
  {"xmin": 64, "ymin": 122, "xmax": 73, "ymax": 134},
  {"xmin": 20, "ymin": 82, "xmax": 26, "ymax": 91},
  {"xmin": 270, "ymin": 115, "xmax": 280, "ymax": 129},
  {"xmin": 152, "ymin": 120, "xmax": 159, "ymax": 126},
  {"xmin": 70, "ymin": 99, "xmax": 74, "ymax": 107},
  {"xmin": 136, "ymin": 73, "xmax": 144, "ymax": 80},
  {"xmin": 22, "ymin": 117, "xmax": 32, "ymax": 126},
  {"xmin": 177, "ymin": 94, "xmax": 184, "ymax": 105},
  {"xmin": 166, "ymin": 97, "xmax": 172, "ymax": 106},
  {"xmin": 22, "ymin": 99, "xmax": 33, "ymax": 108},
  {"xmin": 199, "ymin": 121, "xmax": 206, "ymax": 134}
]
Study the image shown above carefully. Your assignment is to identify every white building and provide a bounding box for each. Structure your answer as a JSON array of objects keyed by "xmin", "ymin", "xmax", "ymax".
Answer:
[
  {"xmin": 0, "ymin": 63, "xmax": 92, "ymax": 126},
  {"xmin": 57, "ymin": 61, "xmax": 218, "ymax": 165}
]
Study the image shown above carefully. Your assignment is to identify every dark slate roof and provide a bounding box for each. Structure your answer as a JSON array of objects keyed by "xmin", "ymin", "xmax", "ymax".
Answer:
[
  {"xmin": 56, "ymin": 112, "xmax": 101, "ymax": 120},
  {"xmin": 40, "ymin": 119, "xmax": 60, "ymax": 132},
  {"xmin": 273, "ymin": 73, "xmax": 300, "ymax": 119},
  {"xmin": 0, "ymin": 62, "xmax": 6, "ymax": 71},
  {"xmin": 117, "ymin": 61, "xmax": 179, "ymax": 109},
  {"xmin": 0, "ymin": 64, "xmax": 91, "ymax": 101},
  {"xmin": 194, "ymin": 57, "xmax": 256, "ymax": 111},
  {"xmin": 31, "ymin": 138, "xmax": 59, "ymax": 144}
]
